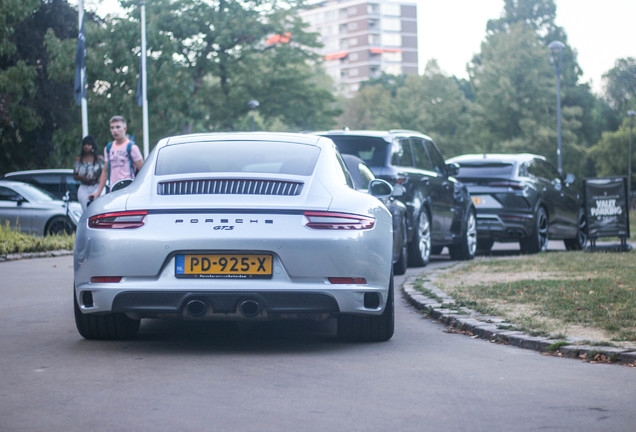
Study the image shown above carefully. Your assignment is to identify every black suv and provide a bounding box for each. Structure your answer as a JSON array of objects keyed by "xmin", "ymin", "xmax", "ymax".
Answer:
[
  {"xmin": 447, "ymin": 153, "xmax": 587, "ymax": 253},
  {"xmin": 316, "ymin": 130, "xmax": 476, "ymax": 266}
]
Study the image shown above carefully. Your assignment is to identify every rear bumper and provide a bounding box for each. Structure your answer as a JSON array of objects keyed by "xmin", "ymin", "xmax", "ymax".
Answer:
[
  {"xmin": 75, "ymin": 280, "xmax": 389, "ymax": 320},
  {"xmin": 111, "ymin": 290, "xmax": 340, "ymax": 318},
  {"xmin": 476, "ymin": 212, "xmax": 534, "ymax": 240}
]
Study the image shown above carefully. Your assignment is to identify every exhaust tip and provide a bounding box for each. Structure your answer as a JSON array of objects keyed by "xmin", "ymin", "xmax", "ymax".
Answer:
[
  {"xmin": 239, "ymin": 299, "xmax": 261, "ymax": 318},
  {"xmin": 186, "ymin": 299, "xmax": 208, "ymax": 317}
]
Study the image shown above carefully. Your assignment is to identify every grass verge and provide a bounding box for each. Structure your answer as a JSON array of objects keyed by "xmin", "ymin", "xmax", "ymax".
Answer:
[
  {"xmin": 427, "ymin": 250, "xmax": 635, "ymax": 345},
  {"xmin": 0, "ymin": 223, "xmax": 74, "ymax": 256}
]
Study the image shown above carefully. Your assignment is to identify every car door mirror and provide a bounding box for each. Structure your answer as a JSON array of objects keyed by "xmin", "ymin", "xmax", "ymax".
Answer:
[
  {"xmin": 564, "ymin": 173, "xmax": 575, "ymax": 185},
  {"xmin": 368, "ymin": 179, "xmax": 393, "ymax": 198},
  {"xmin": 11, "ymin": 195, "xmax": 27, "ymax": 205},
  {"xmin": 446, "ymin": 162, "xmax": 459, "ymax": 177}
]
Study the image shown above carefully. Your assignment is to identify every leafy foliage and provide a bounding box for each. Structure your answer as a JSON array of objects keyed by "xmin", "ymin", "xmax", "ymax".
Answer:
[
  {"xmin": 3, "ymin": 0, "xmax": 339, "ymax": 173},
  {"xmin": 0, "ymin": 222, "xmax": 74, "ymax": 255}
]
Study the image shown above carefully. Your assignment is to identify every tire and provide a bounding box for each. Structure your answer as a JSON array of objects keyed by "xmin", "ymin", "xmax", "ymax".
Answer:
[
  {"xmin": 337, "ymin": 275, "xmax": 394, "ymax": 342},
  {"xmin": 393, "ymin": 217, "xmax": 408, "ymax": 276},
  {"xmin": 407, "ymin": 209, "xmax": 431, "ymax": 267},
  {"xmin": 564, "ymin": 207, "xmax": 588, "ymax": 250},
  {"xmin": 476, "ymin": 239, "xmax": 494, "ymax": 253},
  {"xmin": 45, "ymin": 216, "xmax": 74, "ymax": 236},
  {"xmin": 430, "ymin": 246, "xmax": 443, "ymax": 255},
  {"xmin": 449, "ymin": 209, "xmax": 477, "ymax": 260},
  {"xmin": 520, "ymin": 207, "xmax": 549, "ymax": 254},
  {"xmin": 74, "ymin": 292, "xmax": 140, "ymax": 340}
]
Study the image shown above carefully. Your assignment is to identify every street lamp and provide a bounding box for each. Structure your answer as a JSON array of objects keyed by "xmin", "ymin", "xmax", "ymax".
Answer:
[
  {"xmin": 248, "ymin": 99, "xmax": 260, "ymax": 131},
  {"xmin": 549, "ymin": 40, "xmax": 565, "ymax": 175},
  {"xmin": 628, "ymin": 110, "xmax": 635, "ymax": 208}
]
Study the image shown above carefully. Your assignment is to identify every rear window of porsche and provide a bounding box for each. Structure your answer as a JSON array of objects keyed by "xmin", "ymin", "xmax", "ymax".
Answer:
[{"xmin": 156, "ymin": 141, "xmax": 320, "ymax": 176}]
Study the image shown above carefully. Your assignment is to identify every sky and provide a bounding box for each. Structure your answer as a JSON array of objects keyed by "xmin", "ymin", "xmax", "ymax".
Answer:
[
  {"xmin": 83, "ymin": 0, "xmax": 635, "ymax": 94},
  {"xmin": 415, "ymin": 0, "xmax": 636, "ymax": 94}
]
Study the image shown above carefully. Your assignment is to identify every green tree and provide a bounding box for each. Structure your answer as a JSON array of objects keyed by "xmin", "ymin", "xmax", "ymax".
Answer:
[
  {"xmin": 43, "ymin": 0, "xmax": 339, "ymax": 160},
  {"xmin": 0, "ymin": 0, "xmax": 46, "ymax": 173},
  {"xmin": 603, "ymin": 57, "xmax": 636, "ymax": 116},
  {"xmin": 337, "ymin": 63, "xmax": 475, "ymax": 157},
  {"xmin": 470, "ymin": 15, "xmax": 589, "ymax": 175},
  {"xmin": 484, "ymin": 0, "xmax": 604, "ymax": 153},
  {"xmin": 588, "ymin": 118, "xmax": 636, "ymax": 190}
]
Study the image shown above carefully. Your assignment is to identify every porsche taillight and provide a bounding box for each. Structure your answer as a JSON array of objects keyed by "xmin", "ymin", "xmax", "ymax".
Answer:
[
  {"xmin": 88, "ymin": 211, "xmax": 148, "ymax": 229},
  {"xmin": 304, "ymin": 211, "xmax": 375, "ymax": 230}
]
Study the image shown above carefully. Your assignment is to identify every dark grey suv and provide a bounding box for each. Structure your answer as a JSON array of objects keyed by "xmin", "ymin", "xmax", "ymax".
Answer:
[
  {"xmin": 447, "ymin": 153, "xmax": 587, "ymax": 253},
  {"xmin": 317, "ymin": 130, "xmax": 477, "ymax": 266}
]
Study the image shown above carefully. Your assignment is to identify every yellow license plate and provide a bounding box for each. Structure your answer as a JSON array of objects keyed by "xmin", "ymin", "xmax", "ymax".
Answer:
[
  {"xmin": 176, "ymin": 254, "xmax": 273, "ymax": 279},
  {"xmin": 471, "ymin": 196, "xmax": 482, "ymax": 206}
]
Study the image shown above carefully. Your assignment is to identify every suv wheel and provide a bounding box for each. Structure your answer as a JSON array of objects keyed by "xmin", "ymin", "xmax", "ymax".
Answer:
[
  {"xmin": 393, "ymin": 217, "xmax": 408, "ymax": 275},
  {"xmin": 337, "ymin": 275, "xmax": 394, "ymax": 342},
  {"xmin": 476, "ymin": 239, "xmax": 494, "ymax": 253},
  {"xmin": 520, "ymin": 207, "xmax": 548, "ymax": 254},
  {"xmin": 408, "ymin": 209, "xmax": 431, "ymax": 267},
  {"xmin": 449, "ymin": 209, "xmax": 477, "ymax": 260},
  {"xmin": 564, "ymin": 207, "xmax": 587, "ymax": 250}
]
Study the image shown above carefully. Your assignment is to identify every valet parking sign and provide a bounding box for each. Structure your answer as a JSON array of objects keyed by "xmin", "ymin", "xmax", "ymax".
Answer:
[{"xmin": 584, "ymin": 177, "xmax": 630, "ymax": 239}]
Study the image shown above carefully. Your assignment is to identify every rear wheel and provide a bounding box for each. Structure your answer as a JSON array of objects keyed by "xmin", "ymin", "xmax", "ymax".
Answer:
[
  {"xmin": 449, "ymin": 209, "xmax": 477, "ymax": 260},
  {"xmin": 430, "ymin": 246, "xmax": 443, "ymax": 255},
  {"xmin": 74, "ymin": 292, "xmax": 140, "ymax": 340},
  {"xmin": 393, "ymin": 217, "xmax": 408, "ymax": 276},
  {"xmin": 45, "ymin": 216, "xmax": 74, "ymax": 236},
  {"xmin": 337, "ymin": 275, "xmax": 394, "ymax": 342},
  {"xmin": 564, "ymin": 207, "xmax": 588, "ymax": 250},
  {"xmin": 520, "ymin": 207, "xmax": 548, "ymax": 254},
  {"xmin": 407, "ymin": 209, "xmax": 431, "ymax": 267},
  {"xmin": 476, "ymin": 239, "xmax": 494, "ymax": 253}
]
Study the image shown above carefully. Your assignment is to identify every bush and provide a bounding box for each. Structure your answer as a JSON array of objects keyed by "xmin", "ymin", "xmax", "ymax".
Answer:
[{"xmin": 0, "ymin": 222, "xmax": 74, "ymax": 256}]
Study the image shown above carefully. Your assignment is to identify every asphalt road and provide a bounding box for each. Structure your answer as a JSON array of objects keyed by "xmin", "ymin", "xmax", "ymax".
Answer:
[{"xmin": 1, "ymin": 251, "xmax": 634, "ymax": 432}]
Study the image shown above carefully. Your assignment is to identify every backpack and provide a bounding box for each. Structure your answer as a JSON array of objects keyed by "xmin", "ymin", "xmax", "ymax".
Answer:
[{"xmin": 106, "ymin": 138, "xmax": 137, "ymax": 185}]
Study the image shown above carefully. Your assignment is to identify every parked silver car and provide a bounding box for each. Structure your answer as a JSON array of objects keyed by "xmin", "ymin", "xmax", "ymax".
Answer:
[
  {"xmin": 73, "ymin": 132, "xmax": 395, "ymax": 342},
  {"xmin": 0, "ymin": 180, "xmax": 82, "ymax": 236},
  {"xmin": 3, "ymin": 169, "xmax": 80, "ymax": 201}
]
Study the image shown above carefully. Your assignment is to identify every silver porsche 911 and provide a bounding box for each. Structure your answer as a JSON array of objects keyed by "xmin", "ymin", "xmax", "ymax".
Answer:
[{"xmin": 74, "ymin": 132, "xmax": 395, "ymax": 342}]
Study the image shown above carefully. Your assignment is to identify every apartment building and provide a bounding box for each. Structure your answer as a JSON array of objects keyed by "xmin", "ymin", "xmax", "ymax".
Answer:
[{"xmin": 298, "ymin": 0, "xmax": 418, "ymax": 97}]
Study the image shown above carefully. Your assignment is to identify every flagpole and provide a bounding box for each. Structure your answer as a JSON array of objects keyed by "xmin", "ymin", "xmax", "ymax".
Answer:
[
  {"xmin": 140, "ymin": 1, "xmax": 149, "ymax": 158},
  {"xmin": 78, "ymin": 0, "xmax": 88, "ymax": 137}
]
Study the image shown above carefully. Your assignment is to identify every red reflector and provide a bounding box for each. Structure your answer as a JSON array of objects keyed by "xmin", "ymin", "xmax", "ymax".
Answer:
[
  {"xmin": 89, "ymin": 211, "xmax": 148, "ymax": 229},
  {"xmin": 328, "ymin": 277, "xmax": 367, "ymax": 284},
  {"xmin": 90, "ymin": 276, "xmax": 122, "ymax": 283},
  {"xmin": 304, "ymin": 211, "xmax": 374, "ymax": 230}
]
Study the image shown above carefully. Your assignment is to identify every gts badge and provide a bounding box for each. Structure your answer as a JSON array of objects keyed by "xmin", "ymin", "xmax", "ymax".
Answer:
[{"xmin": 174, "ymin": 217, "xmax": 274, "ymax": 229}]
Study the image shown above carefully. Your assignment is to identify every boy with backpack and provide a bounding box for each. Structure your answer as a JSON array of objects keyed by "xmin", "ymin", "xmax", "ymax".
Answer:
[{"xmin": 90, "ymin": 115, "xmax": 144, "ymax": 200}]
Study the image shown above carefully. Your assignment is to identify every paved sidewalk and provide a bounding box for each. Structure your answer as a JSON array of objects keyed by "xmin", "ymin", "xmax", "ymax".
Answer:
[
  {"xmin": 402, "ymin": 269, "xmax": 636, "ymax": 366},
  {"xmin": 0, "ymin": 249, "xmax": 73, "ymax": 262}
]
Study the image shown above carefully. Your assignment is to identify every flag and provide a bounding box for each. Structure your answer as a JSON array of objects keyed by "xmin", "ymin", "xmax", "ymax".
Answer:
[
  {"xmin": 136, "ymin": 53, "xmax": 143, "ymax": 106},
  {"xmin": 74, "ymin": 17, "xmax": 86, "ymax": 105}
]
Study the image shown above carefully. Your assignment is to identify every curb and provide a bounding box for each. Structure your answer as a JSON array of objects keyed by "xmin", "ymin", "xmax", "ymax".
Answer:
[
  {"xmin": 0, "ymin": 250, "xmax": 73, "ymax": 262},
  {"xmin": 401, "ymin": 272, "xmax": 636, "ymax": 366}
]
